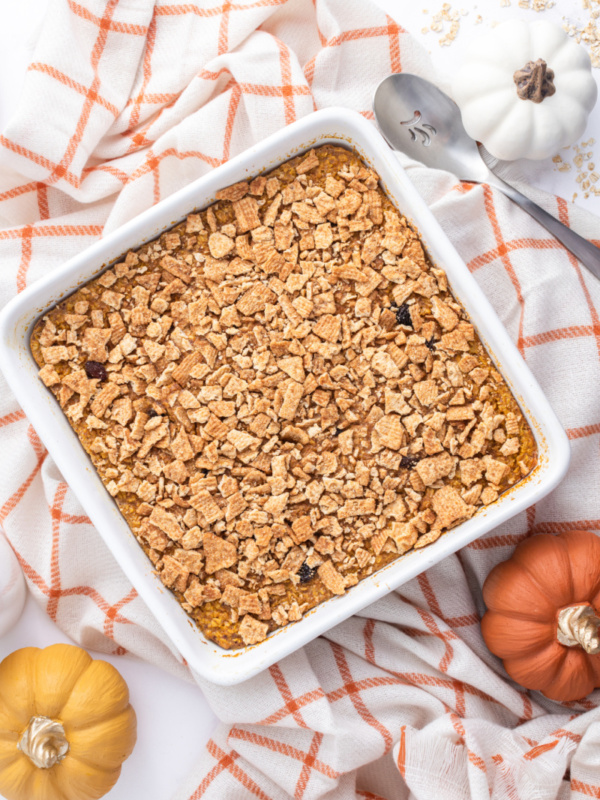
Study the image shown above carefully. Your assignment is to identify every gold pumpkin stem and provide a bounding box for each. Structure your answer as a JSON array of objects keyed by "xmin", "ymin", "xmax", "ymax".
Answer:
[
  {"xmin": 557, "ymin": 604, "xmax": 600, "ymax": 654},
  {"xmin": 513, "ymin": 59, "xmax": 556, "ymax": 103},
  {"xmin": 17, "ymin": 716, "xmax": 69, "ymax": 769}
]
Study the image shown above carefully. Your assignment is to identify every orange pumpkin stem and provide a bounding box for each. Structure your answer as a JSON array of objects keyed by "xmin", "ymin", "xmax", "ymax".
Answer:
[{"xmin": 557, "ymin": 604, "xmax": 600, "ymax": 654}]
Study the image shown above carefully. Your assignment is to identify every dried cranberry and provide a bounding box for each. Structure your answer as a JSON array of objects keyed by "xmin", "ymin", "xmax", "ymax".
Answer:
[
  {"xmin": 394, "ymin": 304, "xmax": 412, "ymax": 327},
  {"xmin": 400, "ymin": 455, "xmax": 419, "ymax": 469},
  {"xmin": 84, "ymin": 361, "xmax": 107, "ymax": 381},
  {"xmin": 298, "ymin": 562, "xmax": 318, "ymax": 584}
]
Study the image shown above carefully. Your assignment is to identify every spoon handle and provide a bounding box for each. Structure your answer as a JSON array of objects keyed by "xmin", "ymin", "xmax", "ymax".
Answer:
[{"xmin": 488, "ymin": 174, "xmax": 600, "ymax": 281}]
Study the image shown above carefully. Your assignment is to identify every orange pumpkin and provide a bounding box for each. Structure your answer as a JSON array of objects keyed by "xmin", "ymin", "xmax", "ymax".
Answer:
[{"xmin": 482, "ymin": 530, "xmax": 600, "ymax": 702}]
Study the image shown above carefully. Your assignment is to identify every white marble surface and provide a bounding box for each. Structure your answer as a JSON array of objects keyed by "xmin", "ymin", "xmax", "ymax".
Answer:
[{"xmin": 0, "ymin": 1, "xmax": 598, "ymax": 799}]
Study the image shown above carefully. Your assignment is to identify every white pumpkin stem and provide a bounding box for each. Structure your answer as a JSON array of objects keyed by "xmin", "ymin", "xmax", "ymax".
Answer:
[
  {"xmin": 557, "ymin": 604, "xmax": 600, "ymax": 654},
  {"xmin": 17, "ymin": 715, "xmax": 69, "ymax": 768},
  {"xmin": 513, "ymin": 59, "xmax": 556, "ymax": 104}
]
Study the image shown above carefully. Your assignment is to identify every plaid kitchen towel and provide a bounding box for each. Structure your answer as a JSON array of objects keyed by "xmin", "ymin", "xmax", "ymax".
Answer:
[{"xmin": 1, "ymin": 0, "xmax": 600, "ymax": 798}]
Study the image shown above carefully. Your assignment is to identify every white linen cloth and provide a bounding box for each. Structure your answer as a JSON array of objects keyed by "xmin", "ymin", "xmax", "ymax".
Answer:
[{"xmin": 0, "ymin": 1, "xmax": 599, "ymax": 797}]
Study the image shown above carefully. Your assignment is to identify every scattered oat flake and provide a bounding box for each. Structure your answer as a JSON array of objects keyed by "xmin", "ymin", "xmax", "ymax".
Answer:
[
  {"xmin": 553, "ymin": 138, "xmax": 600, "ymax": 200},
  {"xmin": 564, "ymin": 2, "xmax": 600, "ymax": 69},
  {"xmin": 424, "ymin": 3, "xmax": 466, "ymax": 46}
]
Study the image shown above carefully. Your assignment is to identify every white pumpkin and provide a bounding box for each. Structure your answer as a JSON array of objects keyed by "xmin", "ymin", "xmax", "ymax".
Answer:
[{"xmin": 451, "ymin": 19, "xmax": 597, "ymax": 161}]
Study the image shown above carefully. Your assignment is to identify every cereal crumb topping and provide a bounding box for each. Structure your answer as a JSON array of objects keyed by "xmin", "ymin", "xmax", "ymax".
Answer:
[{"xmin": 31, "ymin": 145, "xmax": 537, "ymax": 649}]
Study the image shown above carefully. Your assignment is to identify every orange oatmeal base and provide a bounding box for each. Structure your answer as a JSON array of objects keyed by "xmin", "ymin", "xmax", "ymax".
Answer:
[{"xmin": 31, "ymin": 145, "xmax": 537, "ymax": 649}]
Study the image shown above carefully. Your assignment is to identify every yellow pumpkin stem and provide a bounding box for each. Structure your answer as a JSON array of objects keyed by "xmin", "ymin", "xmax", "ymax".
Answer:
[
  {"xmin": 557, "ymin": 604, "xmax": 600, "ymax": 654},
  {"xmin": 18, "ymin": 715, "xmax": 69, "ymax": 768}
]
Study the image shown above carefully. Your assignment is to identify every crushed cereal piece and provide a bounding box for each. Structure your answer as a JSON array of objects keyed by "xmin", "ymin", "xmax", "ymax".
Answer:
[
  {"xmin": 208, "ymin": 232, "xmax": 235, "ymax": 259},
  {"xmin": 432, "ymin": 486, "xmax": 469, "ymax": 529},
  {"xmin": 149, "ymin": 506, "xmax": 184, "ymax": 541},
  {"xmin": 233, "ymin": 196, "xmax": 261, "ymax": 232},
  {"xmin": 388, "ymin": 522, "xmax": 418, "ymax": 554},
  {"xmin": 239, "ymin": 614, "xmax": 269, "ymax": 645},
  {"xmin": 90, "ymin": 383, "xmax": 120, "ymax": 418},
  {"xmin": 203, "ymin": 532, "xmax": 238, "ymax": 573},
  {"xmin": 318, "ymin": 561, "xmax": 346, "ymax": 595},
  {"xmin": 416, "ymin": 452, "xmax": 455, "ymax": 487},
  {"xmin": 38, "ymin": 364, "xmax": 60, "ymax": 386},
  {"xmin": 295, "ymin": 150, "xmax": 320, "ymax": 174},
  {"xmin": 216, "ymin": 181, "xmax": 248, "ymax": 202}
]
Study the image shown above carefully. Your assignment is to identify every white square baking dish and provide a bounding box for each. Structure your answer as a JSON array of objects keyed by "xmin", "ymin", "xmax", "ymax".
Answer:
[{"xmin": 0, "ymin": 108, "xmax": 570, "ymax": 685}]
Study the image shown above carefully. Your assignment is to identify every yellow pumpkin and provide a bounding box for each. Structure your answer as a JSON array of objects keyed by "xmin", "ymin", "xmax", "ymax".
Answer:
[{"xmin": 0, "ymin": 644, "xmax": 136, "ymax": 800}]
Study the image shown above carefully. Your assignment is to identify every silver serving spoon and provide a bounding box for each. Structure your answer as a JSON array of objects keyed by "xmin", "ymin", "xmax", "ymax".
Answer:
[{"xmin": 373, "ymin": 73, "xmax": 600, "ymax": 280}]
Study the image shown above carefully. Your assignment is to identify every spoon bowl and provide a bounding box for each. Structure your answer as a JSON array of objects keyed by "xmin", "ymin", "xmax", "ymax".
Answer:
[{"xmin": 374, "ymin": 73, "xmax": 489, "ymax": 182}]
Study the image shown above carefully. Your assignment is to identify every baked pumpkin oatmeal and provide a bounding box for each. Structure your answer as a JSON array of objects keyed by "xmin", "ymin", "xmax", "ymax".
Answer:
[{"xmin": 31, "ymin": 145, "xmax": 537, "ymax": 649}]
